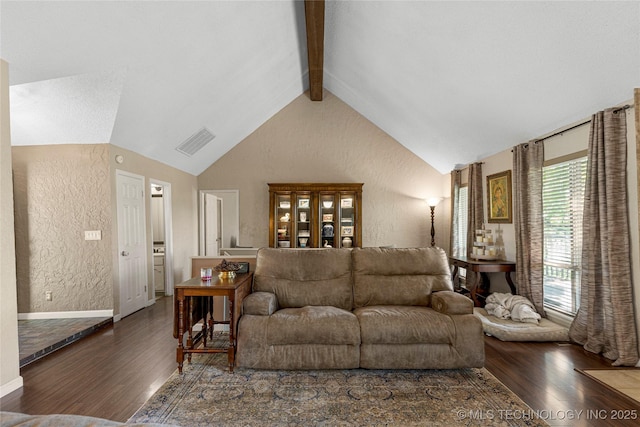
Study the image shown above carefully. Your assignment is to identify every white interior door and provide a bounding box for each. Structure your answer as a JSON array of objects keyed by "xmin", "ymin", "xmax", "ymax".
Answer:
[
  {"xmin": 204, "ymin": 193, "xmax": 222, "ymax": 256},
  {"xmin": 117, "ymin": 171, "xmax": 148, "ymax": 318}
]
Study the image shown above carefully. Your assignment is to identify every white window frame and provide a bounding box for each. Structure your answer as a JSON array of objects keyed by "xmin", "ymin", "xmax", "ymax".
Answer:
[{"xmin": 542, "ymin": 153, "xmax": 587, "ymax": 316}]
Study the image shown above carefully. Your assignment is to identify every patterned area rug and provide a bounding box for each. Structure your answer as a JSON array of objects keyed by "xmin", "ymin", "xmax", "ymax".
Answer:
[{"xmin": 128, "ymin": 352, "xmax": 547, "ymax": 426}]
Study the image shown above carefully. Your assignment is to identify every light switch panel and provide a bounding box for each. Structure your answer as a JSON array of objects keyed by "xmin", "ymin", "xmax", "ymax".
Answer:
[{"xmin": 85, "ymin": 230, "xmax": 102, "ymax": 241}]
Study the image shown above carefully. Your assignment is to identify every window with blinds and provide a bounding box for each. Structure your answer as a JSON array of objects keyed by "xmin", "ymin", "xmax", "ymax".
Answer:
[
  {"xmin": 452, "ymin": 186, "xmax": 468, "ymax": 258},
  {"xmin": 451, "ymin": 185, "xmax": 469, "ymax": 284},
  {"xmin": 542, "ymin": 156, "xmax": 587, "ymax": 315}
]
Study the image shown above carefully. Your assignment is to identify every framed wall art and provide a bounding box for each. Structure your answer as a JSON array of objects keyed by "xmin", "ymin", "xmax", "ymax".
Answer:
[{"xmin": 486, "ymin": 170, "xmax": 512, "ymax": 223}]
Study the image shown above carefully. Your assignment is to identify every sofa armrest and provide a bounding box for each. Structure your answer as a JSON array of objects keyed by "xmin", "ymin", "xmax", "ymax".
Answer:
[
  {"xmin": 243, "ymin": 291, "xmax": 278, "ymax": 316},
  {"xmin": 432, "ymin": 291, "xmax": 473, "ymax": 315}
]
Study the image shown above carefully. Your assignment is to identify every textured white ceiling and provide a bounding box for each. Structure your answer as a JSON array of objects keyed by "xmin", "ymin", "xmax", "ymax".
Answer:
[
  {"xmin": 2, "ymin": 1, "xmax": 639, "ymax": 175},
  {"xmin": 9, "ymin": 70, "xmax": 125, "ymax": 145}
]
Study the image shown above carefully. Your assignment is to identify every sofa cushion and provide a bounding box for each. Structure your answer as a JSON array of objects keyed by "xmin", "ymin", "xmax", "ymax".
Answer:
[
  {"xmin": 432, "ymin": 291, "xmax": 474, "ymax": 315},
  {"xmin": 355, "ymin": 306, "xmax": 455, "ymax": 345},
  {"xmin": 267, "ymin": 306, "xmax": 360, "ymax": 345},
  {"xmin": 253, "ymin": 248, "xmax": 353, "ymax": 310},
  {"xmin": 243, "ymin": 291, "xmax": 278, "ymax": 316},
  {"xmin": 352, "ymin": 247, "xmax": 453, "ymax": 308}
]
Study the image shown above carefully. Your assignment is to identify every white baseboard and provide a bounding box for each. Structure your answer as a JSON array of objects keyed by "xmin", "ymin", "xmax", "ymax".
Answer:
[
  {"xmin": 0, "ymin": 376, "xmax": 23, "ymax": 398},
  {"xmin": 18, "ymin": 310, "xmax": 113, "ymax": 320}
]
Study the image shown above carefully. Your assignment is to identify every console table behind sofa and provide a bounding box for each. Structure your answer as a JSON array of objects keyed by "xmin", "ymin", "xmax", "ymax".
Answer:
[
  {"xmin": 172, "ymin": 256, "xmax": 258, "ymax": 339},
  {"xmin": 191, "ymin": 256, "xmax": 257, "ymax": 325}
]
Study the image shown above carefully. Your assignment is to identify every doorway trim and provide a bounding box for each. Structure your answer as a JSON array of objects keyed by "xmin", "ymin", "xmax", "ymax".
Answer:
[
  {"xmin": 150, "ymin": 179, "xmax": 174, "ymax": 297},
  {"xmin": 199, "ymin": 189, "xmax": 240, "ymax": 255}
]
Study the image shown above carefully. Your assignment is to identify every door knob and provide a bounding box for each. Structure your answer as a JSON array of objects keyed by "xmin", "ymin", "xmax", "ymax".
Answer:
[{"xmin": 121, "ymin": 251, "xmax": 130, "ymax": 256}]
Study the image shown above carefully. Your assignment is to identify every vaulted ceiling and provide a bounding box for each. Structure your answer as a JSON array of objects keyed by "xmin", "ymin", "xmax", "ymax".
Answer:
[{"xmin": 2, "ymin": 1, "xmax": 639, "ymax": 175}]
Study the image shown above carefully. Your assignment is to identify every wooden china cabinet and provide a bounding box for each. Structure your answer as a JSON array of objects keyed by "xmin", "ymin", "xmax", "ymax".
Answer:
[{"xmin": 268, "ymin": 183, "xmax": 363, "ymax": 249}]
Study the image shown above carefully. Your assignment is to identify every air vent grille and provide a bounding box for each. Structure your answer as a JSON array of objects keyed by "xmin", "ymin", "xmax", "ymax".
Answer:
[{"xmin": 176, "ymin": 127, "xmax": 215, "ymax": 156}]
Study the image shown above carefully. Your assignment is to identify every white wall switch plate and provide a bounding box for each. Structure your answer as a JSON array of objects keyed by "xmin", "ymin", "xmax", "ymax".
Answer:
[{"xmin": 85, "ymin": 230, "xmax": 102, "ymax": 240}]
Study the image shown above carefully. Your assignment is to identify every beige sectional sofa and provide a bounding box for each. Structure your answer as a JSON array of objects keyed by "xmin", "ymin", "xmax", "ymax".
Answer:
[{"xmin": 236, "ymin": 246, "xmax": 484, "ymax": 370}]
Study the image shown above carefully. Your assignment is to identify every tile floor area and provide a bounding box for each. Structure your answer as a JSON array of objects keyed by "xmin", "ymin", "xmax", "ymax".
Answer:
[
  {"xmin": 18, "ymin": 317, "xmax": 112, "ymax": 367},
  {"xmin": 581, "ymin": 369, "xmax": 640, "ymax": 404}
]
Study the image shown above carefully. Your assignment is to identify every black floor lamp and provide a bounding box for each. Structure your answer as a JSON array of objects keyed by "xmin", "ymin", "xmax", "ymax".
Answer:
[{"xmin": 427, "ymin": 198, "xmax": 442, "ymax": 247}]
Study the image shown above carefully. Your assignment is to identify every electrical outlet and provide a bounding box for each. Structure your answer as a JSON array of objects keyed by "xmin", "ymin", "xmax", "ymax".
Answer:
[
  {"xmin": 45, "ymin": 291, "xmax": 52, "ymax": 301},
  {"xmin": 84, "ymin": 230, "xmax": 102, "ymax": 241}
]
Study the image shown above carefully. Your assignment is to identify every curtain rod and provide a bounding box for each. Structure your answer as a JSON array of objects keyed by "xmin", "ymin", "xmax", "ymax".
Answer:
[
  {"xmin": 614, "ymin": 104, "xmax": 632, "ymax": 113},
  {"xmin": 454, "ymin": 162, "xmax": 484, "ymax": 172},
  {"xmin": 482, "ymin": 103, "xmax": 632, "ymax": 157},
  {"xmin": 531, "ymin": 104, "xmax": 632, "ymax": 144},
  {"xmin": 536, "ymin": 120, "xmax": 591, "ymax": 143}
]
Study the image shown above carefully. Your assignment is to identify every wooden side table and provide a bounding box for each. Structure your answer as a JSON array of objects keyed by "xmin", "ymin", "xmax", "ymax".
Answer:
[
  {"xmin": 449, "ymin": 256, "xmax": 516, "ymax": 306},
  {"xmin": 175, "ymin": 272, "xmax": 253, "ymax": 373}
]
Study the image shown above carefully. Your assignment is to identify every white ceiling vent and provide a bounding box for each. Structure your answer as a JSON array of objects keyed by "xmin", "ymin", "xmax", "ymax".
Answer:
[{"xmin": 176, "ymin": 127, "xmax": 215, "ymax": 156}]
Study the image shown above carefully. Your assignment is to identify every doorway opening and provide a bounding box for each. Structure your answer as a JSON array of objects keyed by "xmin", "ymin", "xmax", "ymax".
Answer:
[
  {"xmin": 198, "ymin": 190, "xmax": 240, "ymax": 332},
  {"xmin": 150, "ymin": 180, "xmax": 174, "ymax": 298},
  {"xmin": 199, "ymin": 190, "xmax": 240, "ymax": 256}
]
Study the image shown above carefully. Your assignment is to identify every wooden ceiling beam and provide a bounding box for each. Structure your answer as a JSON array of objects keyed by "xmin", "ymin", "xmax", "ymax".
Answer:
[{"xmin": 304, "ymin": 0, "xmax": 325, "ymax": 101}]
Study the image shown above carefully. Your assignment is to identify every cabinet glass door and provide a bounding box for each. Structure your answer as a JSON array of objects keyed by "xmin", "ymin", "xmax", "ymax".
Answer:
[
  {"xmin": 296, "ymin": 194, "xmax": 312, "ymax": 248},
  {"xmin": 275, "ymin": 194, "xmax": 292, "ymax": 248},
  {"xmin": 269, "ymin": 183, "xmax": 362, "ymax": 249},
  {"xmin": 339, "ymin": 193, "xmax": 356, "ymax": 248},
  {"xmin": 319, "ymin": 194, "xmax": 336, "ymax": 248}
]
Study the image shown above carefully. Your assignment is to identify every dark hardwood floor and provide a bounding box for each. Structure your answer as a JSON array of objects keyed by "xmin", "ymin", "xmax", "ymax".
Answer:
[
  {"xmin": 484, "ymin": 339, "xmax": 640, "ymax": 426},
  {"xmin": 1, "ymin": 296, "xmax": 639, "ymax": 426},
  {"xmin": 0, "ymin": 297, "xmax": 177, "ymax": 422}
]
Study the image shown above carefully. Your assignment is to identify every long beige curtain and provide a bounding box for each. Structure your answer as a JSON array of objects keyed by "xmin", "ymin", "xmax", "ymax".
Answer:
[
  {"xmin": 513, "ymin": 141, "xmax": 545, "ymax": 316},
  {"xmin": 569, "ymin": 108, "xmax": 639, "ymax": 366},
  {"xmin": 466, "ymin": 163, "xmax": 483, "ymax": 285}
]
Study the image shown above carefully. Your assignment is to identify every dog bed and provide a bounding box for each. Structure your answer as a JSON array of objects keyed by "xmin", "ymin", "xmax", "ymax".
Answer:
[{"xmin": 473, "ymin": 307, "xmax": 570, "ymax": 342}]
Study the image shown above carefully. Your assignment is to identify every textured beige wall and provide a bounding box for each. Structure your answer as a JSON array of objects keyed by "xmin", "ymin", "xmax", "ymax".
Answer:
[
  {"xmin": 108, "ymin": 145, "xmax": 198, "ymax": 314},
  {"xmin": 10, "ymin": 143, "xmax": 197, "ymax": 318},
  {"xmin": 198, "ymin": 91, "xmax": 449, "ymax": 249},
  {"xmin": 1, "ymin": 58, "xmax": 22, "ymax": 396},
  {"xmin": 12, "ymin": 144, "xmax": 113, "ymax": 313}
]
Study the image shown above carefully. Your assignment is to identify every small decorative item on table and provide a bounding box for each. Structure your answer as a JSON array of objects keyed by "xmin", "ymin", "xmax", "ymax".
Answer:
[
  {"xmin": 200, "ymin": 267, "xmax": 212, "ymax": 281},
  {"xmin": 471, "ymin": 228, "xmax": 499, "ymax": 260},
  {"xmin": 215, "ymin": 259, "xmax": 242, "ymax": 279}
]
